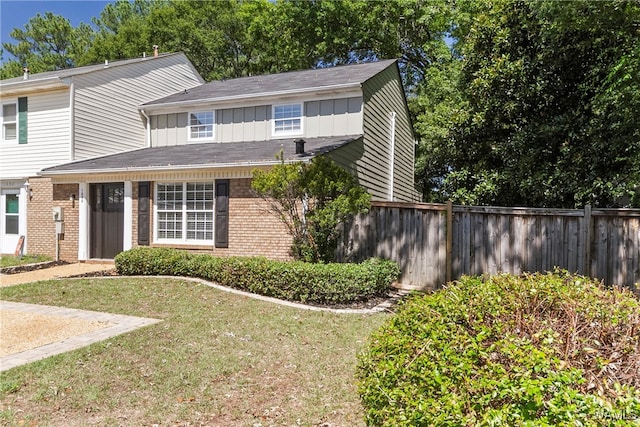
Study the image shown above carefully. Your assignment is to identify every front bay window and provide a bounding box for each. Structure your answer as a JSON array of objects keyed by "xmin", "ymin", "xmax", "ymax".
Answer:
[{"xmin": 156, "ymin": 182, "xmax": 214, "ymax": 243}]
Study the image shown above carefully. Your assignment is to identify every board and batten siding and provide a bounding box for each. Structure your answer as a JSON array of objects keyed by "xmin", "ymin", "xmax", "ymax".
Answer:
[
  {"xmin": 0, "ymin": 89, "xmax": 71, "ymax": 179},
  {"xmin": 149, "ymin": 97, "xmax": 363, "ymax": 147},
  {"xmin": 73, "ymin": 54, "xmax": 203, "ymax": 160},
  {"xmin": 340, "ymin": 62, "xmax": 415, "ymax": 202}
]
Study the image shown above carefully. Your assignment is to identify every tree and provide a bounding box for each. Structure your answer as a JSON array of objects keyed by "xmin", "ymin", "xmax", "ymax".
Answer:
[
  {"xmin": 252, "ymin": 155, "xmax": 371, "ymax": 263},
  {"xmin": 417, "ymin": 0, "xmax": 640, "ymax": 207},
  {"xmin": 79, "ymin": 0, "xmax": 161, "ymax": 66},
  {"xmin": 0, "ymin": 12, "xmax": 94, "ymax": 78}
]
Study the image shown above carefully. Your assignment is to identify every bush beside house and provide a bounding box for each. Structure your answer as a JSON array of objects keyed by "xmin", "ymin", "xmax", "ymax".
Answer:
[
  {"xmin": 357, "ymin": 271, "xmax": 640, "ymax": 426},
  {"xmin": 115, "ymin": 247, "xmax": 399, "ymax": 305}
]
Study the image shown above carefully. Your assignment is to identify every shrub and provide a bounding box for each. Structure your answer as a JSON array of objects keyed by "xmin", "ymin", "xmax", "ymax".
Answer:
[
  {"xmin": 114, "ymin": 247, "xmax": 399, "ymax": 305},
  {"xmin": 357, "ymin": 271, "xmax": 640, "ymax": 426}
]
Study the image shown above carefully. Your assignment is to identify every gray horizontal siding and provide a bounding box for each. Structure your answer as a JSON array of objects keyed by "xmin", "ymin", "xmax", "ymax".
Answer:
[
  {"xmin": 354, "ymin": 64, "xmax": 415, "ymax": 202},
  {"xmin": 73, "ymin": 55, "xmax": 202, "ymax": 159}
]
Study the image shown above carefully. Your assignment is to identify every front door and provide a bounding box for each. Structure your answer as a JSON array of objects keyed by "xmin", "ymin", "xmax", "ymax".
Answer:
[
  {"xmin": 0, "ymin": 190, "xmax": 20, "ymax": 254},
  {"xmin": 90, "ymin": 183, "xmax": 124, "ymax": 259}
]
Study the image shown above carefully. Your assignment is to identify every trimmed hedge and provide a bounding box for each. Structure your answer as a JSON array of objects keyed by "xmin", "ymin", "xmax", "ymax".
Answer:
[
  {"xmin": 114, "ymin": 247, "xmax": 399, "ymax": 305},
  {"xmin": 357, "ymin": 271, "xmax": 640, "ymax": 426}
]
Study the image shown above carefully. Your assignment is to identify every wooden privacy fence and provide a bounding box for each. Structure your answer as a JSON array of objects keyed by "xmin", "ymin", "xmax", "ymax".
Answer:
[{"xmin": 337, "ymin": 201, "xmax": 640, "ymax": 290}]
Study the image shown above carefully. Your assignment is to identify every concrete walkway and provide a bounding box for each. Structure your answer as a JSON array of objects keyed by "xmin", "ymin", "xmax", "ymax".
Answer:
[
  {"xmin": 0, "ymin": 261, "xmax": 162, "ymax": 371},
  {"xmin": 0, "ymin": 301, "xmax": 161, "ymax": 371}
]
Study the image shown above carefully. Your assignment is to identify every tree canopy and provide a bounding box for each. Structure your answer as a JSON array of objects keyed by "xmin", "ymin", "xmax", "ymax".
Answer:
[{"xmin": 2, "ymin": 0, "xmax": 638, "ymax": 208}]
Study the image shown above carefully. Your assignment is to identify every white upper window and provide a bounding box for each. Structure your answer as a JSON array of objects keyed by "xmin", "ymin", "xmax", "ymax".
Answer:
[
  {"xmin": 188, "ymin": 111, "xmax": 215, "ymax": 141},
  {"xmin": 2, "ymin": 103, "xmax": 17, "ymax": 141},
  {"xmin": 272, "ymin": 103, "xmax": 303, "ymax": 136}
]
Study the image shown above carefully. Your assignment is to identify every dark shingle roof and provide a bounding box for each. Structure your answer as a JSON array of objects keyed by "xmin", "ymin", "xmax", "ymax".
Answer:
[
  {"xmin": 40, "ymin": 136, "xmax": 362, "ymax": 175},
  {"xmin": 143, "ymin": 59, "xmax": 397, "ymax": 106}
]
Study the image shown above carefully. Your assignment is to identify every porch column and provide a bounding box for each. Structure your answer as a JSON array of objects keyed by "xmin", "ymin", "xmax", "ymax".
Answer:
[
  {"xmin": 78, "ymin": 182, "xmax": 89, "ymax": 260},
  {"xmin": 123, "ymin": 181, "xmax": 133, "ymax": 251}
]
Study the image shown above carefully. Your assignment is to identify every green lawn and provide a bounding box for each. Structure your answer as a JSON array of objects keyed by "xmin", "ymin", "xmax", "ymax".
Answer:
[
  {"xmin": 0, "ymin": 254, "xmax": 52, "ymax": 268},
  {"xmin": 0, "ymin": 277, "xmax": 388, "ymax": 426}
]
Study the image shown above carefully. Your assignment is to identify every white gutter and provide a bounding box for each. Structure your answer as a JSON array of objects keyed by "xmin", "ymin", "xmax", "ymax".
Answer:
[
  {"xmin": 68, "ymin": 80, "xmax": 75, "ymax": 161},
  {"xmin": 388, "ymin": 111, "xmax": 396, "ymax": 201},
  {"xmin": 140, "ymin": 108, "xmax": 151, "ymax": 147}
]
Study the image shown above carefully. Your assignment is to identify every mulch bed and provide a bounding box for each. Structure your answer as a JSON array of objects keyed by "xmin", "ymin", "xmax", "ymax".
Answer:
[{"xmin": 0, "ymin": 261, "xmax": 68, "ymax": 275}]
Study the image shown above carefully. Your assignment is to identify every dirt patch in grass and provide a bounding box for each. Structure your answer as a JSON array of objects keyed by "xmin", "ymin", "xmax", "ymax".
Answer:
[
  {"xmin": 0, "ymin": 310, "xmax": 112, "ymax": 357},
  {"xmin": 0, "ymin": 277, "xmax": 388, "ymax": 425}
]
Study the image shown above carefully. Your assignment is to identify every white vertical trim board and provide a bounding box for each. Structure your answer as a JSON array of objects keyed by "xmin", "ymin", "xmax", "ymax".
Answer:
[
  {"xmin": 123, "ymin": 181, "xmax": 133, "ymax": 251},
  {"xmin": 78, "ymin": 182, "xmax": 89, "ymax": 260}
]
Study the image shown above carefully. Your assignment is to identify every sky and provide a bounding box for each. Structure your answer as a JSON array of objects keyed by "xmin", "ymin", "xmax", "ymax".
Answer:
[{"xmin": 1, "ymin": 0, "xmax": 112, "ymax": 62}]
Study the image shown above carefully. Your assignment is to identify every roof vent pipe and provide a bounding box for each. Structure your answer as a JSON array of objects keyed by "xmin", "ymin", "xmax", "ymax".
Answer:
[
  {"xmin": 23, "ymin": 67, "xmax": 29, "ymax": 80},
  {"xmin": 295, "ymin": 139, "xmax": 306, "ymax": 154},
  {"xmin": 153, "ymin": 45, "xmax": 159, "ymax": 57},
  {"xmin": 104, "ymin": 60, "xmax": 108, "ymax": 67}
]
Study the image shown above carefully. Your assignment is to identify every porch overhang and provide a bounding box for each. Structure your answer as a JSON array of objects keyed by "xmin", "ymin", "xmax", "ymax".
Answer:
[{"xmin": 39, "ymin": 135, "xmax": 362, "ymax": 179}]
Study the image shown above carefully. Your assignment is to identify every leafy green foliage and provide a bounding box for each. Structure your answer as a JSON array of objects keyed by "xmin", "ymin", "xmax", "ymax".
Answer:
[
  {"xmin": 114, "ymin": 247, "xmax": 398, "ymax": 305},
  {"xmin": 357, "ymin": 271, "xmax": 640, "ymax": 425},
  {"xmin": 0, "ymin": 12, "xmax": 94, "ymax": 78},
  {"xmin": 252, "ymin": 155, "xmax": 371, "ymax": 263},
  {"xmin": 417, "ymin": 0, "xmax": 640, "ymax": 207}
]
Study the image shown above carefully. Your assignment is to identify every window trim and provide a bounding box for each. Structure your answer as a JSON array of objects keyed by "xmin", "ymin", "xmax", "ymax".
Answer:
[
  {"xmin": 2, "ymin": 102, "xmax": 17, "ymax": 141},
  {"xmin": 272, "ymin": 103, "xmax": 303, "ymax": 137},
  {"xmin": 4, "ymin": 192, "xmax": 19, "ymax": 235},
  {"xmin": 153, "ymin": 181, "xmax": 215, "ymax": 245},
  {"xmin": 187, "ymin": 110, "xmax": 215, "ymax": 142}
]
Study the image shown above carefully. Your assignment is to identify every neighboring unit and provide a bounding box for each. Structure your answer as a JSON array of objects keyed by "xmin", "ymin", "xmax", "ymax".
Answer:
[
  {"xmin": 39, "ymin": 59, "xmax": 417, "ymax": 261},
  {"xmin": 0, "ymin": 53, "xmax": 204, "ymax": 256}
]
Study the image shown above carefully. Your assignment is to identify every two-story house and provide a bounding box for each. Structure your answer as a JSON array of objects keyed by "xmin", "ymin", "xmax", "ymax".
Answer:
[
  {"xmin": 38, "ymin": 59, "xmax": 416, "ymax": 261},
  {"xmin": 0, "ymin": 53, "xmax": 204, "ymax": 256}
]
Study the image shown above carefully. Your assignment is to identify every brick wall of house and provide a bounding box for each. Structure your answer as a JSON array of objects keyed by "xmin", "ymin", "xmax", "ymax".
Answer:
[
  {"xmin": 227, "ymin": 178, "xmax": 293, "ymax": 260},
  {"xmin": 29, "ymin": 177, "xmax": 292, "ymax": 262},
  {"xmin": 146, "ymin": 178, "xmax": 293, "ymax": 260},
  {"xmin": 26, "ymin": 179, "xmax": 79, "ymax": 261},
  {"xmin": 26, "ymin": 177, "xmax": 55, "ymax": 257},
  {"xmin": 53, "ymin": 183, "xmax": 80, "ymax": 261}
]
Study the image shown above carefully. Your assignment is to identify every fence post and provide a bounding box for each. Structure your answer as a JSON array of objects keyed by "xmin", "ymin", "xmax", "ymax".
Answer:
[
  {"xmin": 583, "ymin": 204, "xmax": 592, "ymax": 276},
  {"xmin": 446, "ymin": 200, "xmax": 453, "ymax": 283}
]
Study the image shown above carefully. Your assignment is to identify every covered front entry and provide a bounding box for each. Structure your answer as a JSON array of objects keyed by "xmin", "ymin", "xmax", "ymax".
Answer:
[{"xmin": 90, "ymin": 183, "xmax": 124, "ymax": 259}]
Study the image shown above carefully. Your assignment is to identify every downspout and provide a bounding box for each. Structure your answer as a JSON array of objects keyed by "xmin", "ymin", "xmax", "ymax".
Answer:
[
  {"xmin": 69, "ymin": 81, "xmax": 75, "ymax": 160},
  {"xmin": 140, "ymin": 108, "xmax": 151, "ymax": 147},
  {"xmin": 388, "ymin": 111, "xmax": 396, "ymax": 201}
]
